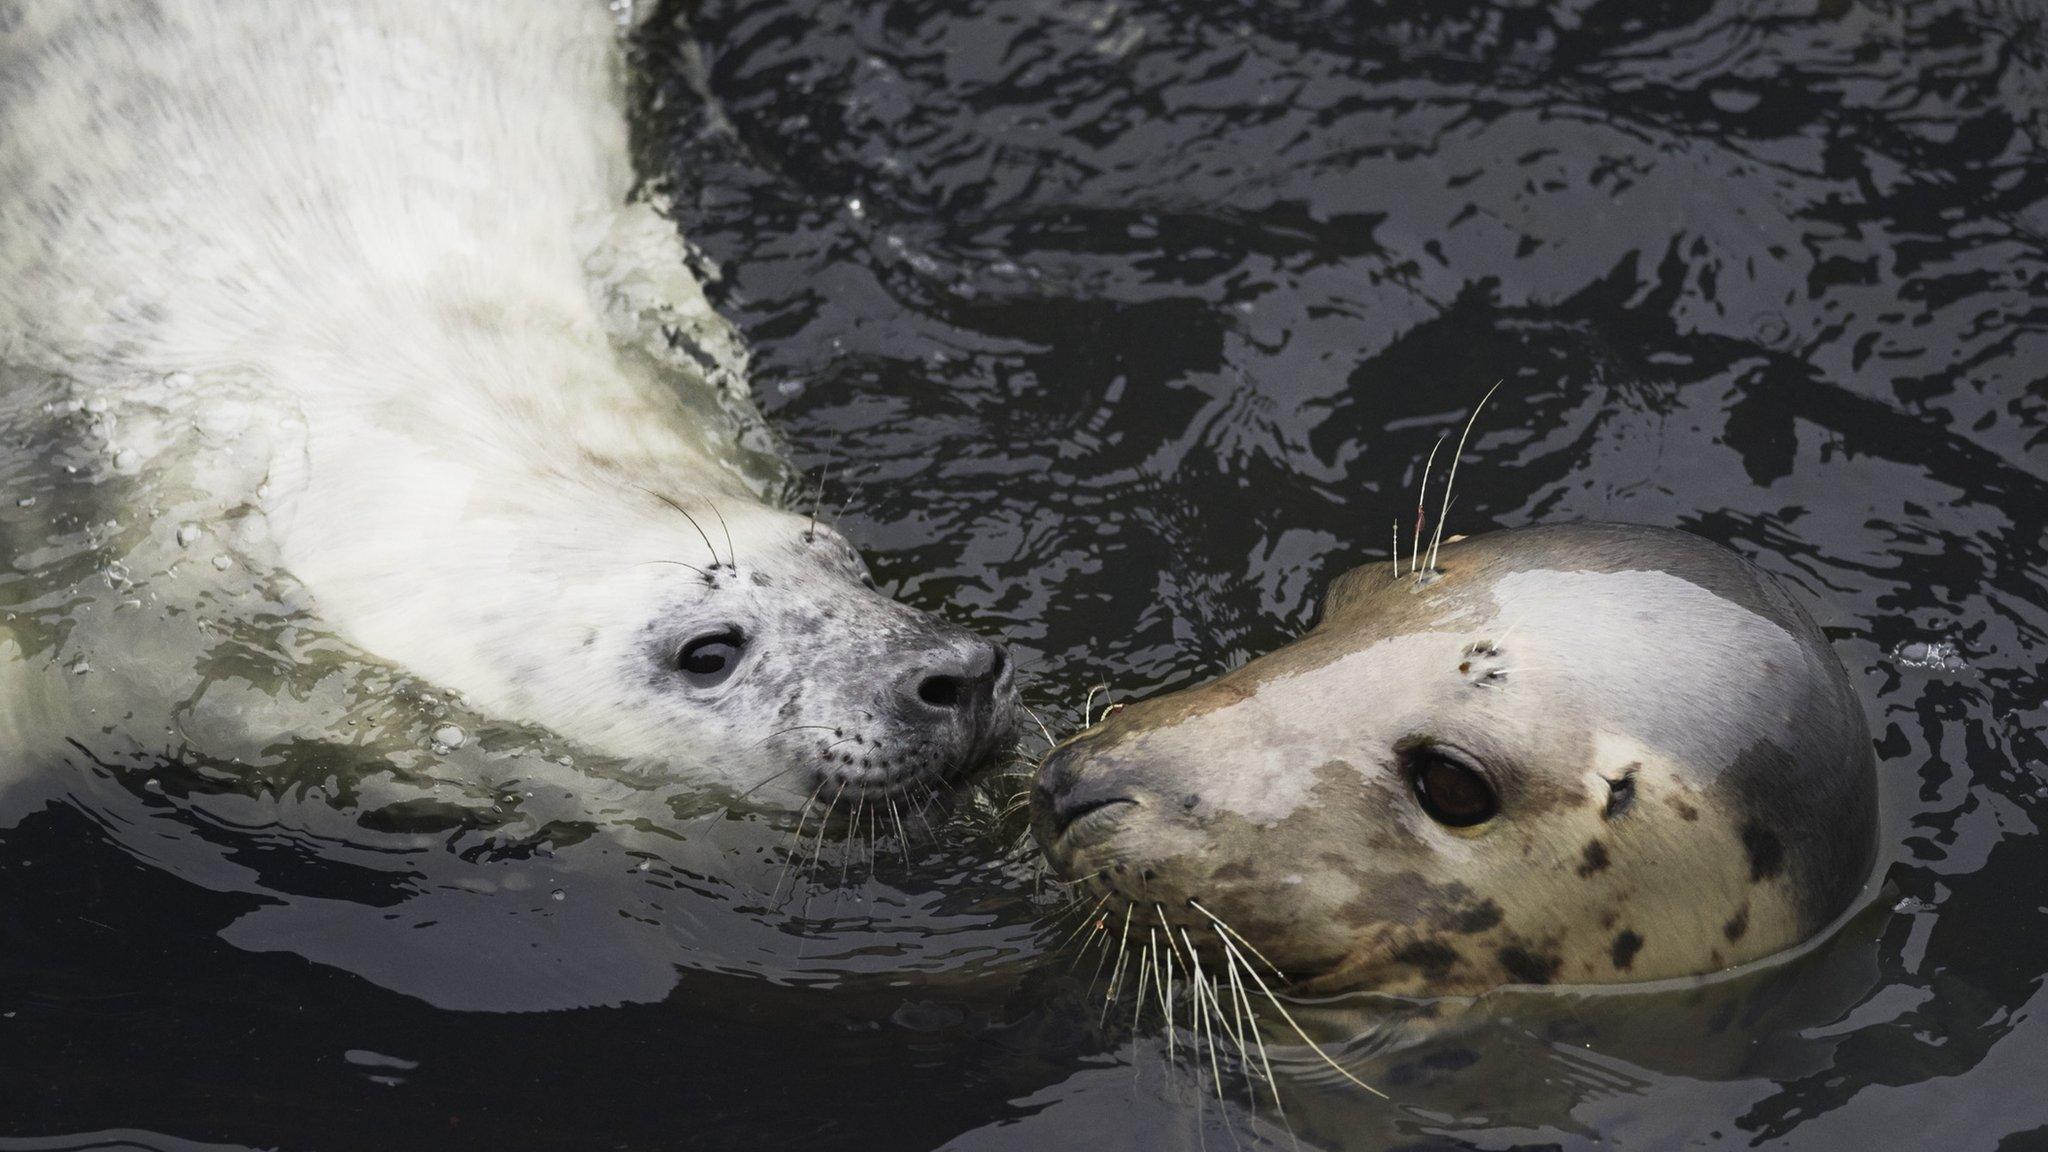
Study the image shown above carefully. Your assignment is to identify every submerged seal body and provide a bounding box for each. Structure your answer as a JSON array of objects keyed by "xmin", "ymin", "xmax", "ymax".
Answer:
[
  {"xmin": 1033, "ymin": 523, "xmax": 1877, "ymax": 994},
  {"xmin": 0, "ymin": 3, "xmax": 1015, "ymax": 804}
]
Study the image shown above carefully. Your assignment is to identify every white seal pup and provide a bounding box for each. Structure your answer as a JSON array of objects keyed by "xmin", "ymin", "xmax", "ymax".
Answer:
[
  {"xmin": 0, "ymin": 3, "xmax": 1017, "ymax": 805},
  {"xmin": 1032, "ymin": 523, "xmax": 1878, "ymax": 994}
]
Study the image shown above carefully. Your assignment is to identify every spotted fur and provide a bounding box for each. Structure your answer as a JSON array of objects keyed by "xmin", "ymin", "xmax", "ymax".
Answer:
[{"xmin": 1033, "ymin": 524, "xmax": 1878, "ymax": 995}]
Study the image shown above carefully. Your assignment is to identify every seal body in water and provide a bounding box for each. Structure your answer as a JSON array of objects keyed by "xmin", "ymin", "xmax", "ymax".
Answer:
[
  {"xmin": 0, "ymin": 3, "xmax": 1016, "ymax": 804},
  {"xmin": 1033, "ymin": 523, "xmax": 1877, "ymax": 994}
]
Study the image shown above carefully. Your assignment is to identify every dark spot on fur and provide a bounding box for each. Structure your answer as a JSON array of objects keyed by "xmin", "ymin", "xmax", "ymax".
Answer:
[
  {"xmin": 1441, "ymin": 899, "xmax": 1503, "ymax": 934},
  {"xmin": 1497, "ymin": 945, "xmax": 1561, "ymax": 985},
  {"xmin": 1599, "ymin": 909, "xmax": 1618, "ymax": 930},
  {"xmin": 1724, "ymin": 906, "xmax": 1749, "ymax": 942},
  {"xmin": 1672, "ymin": 798, "xmax": 1699, "ymax": 821},
  {"xmin": 1741, "ymin": 821, "xmax": 1785, "ymax": 881},
  {"xmin": 1610, "ymin": 930, "xmax": 1644, "ymax": 970},
  {"xmin": 1576, "ymin": 839, "xmax": 1610, "ymax": 877},
  {"xmin": 1392, "ymin": 940, "xmax": 1461, "ymax": 979}
]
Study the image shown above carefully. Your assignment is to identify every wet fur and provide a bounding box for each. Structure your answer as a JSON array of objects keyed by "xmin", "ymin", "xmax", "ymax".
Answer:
[{"xmin": 0, "ymin": 3, "xmax": 1009, "ymax": 800}]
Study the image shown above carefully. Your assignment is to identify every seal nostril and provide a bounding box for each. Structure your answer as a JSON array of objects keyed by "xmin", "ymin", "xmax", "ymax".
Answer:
[{"xmin": 918, "ymin": 674, "xmax": 962, "ymax": 709}]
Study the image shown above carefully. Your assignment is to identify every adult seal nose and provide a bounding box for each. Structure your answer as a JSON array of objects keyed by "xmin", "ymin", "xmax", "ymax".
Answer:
[{"xmin": 1031, "ymin": 733, "xmax": 1139, "ymax": 841}]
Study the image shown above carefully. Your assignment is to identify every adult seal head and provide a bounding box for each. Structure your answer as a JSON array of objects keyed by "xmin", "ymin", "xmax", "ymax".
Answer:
[{"xmin": 1032, "ymin": 523, "xmax": 1878, "ymax": 994}]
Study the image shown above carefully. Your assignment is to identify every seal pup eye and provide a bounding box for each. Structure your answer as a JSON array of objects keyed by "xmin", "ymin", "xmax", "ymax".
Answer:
[
  {"xmin": 1409, "ymin": 748, "xmax": 1498, "ymax": 828},
  {"xmin": 676, "ymin": 629, "xmax": 746, "ymax": 687}
]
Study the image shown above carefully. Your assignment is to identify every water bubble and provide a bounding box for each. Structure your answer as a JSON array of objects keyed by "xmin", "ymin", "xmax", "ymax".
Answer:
[
  {"xmin": 162, "ymin": 370, "xmax": 194, "ymax": 389},
  {"xmin": 69, "ymin": 657, "xmax": 92, "ymax": 675},
  {"xmin": 432, "ymin": 724, "xmax": 466, "ymax": 750},
  {"xmin": 211, "ymin": 554, "xmax": 233, "ymax": 571},
  {"xmin": 1893, "ymin": 640, "xmax": 1968, "ymax": 673},
  {"xmin": 176, "ymin": 524, "xmax": 202, "ymax": 548},
  {"xmin": 550, "ymin": 889, "xmax": 566, "ymax": 902},
  {"xmin": 15, "ymin": 496, "xmax": 33, "ymax": 508},
  {"xmin": 114, "ymin": 449, "xmax": 140, "ymax": 470},
  {"xmin": 82, "ymin": 397, "xmax": 108, "ymax": 415}
]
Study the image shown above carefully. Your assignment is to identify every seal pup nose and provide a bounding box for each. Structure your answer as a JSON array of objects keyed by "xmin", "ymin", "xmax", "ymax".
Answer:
[{"xmin": 905, "ymin": 641, "xmax": 1008, "ymax": 716}]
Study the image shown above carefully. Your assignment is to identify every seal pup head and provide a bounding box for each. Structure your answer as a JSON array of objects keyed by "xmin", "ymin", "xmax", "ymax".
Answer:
[
  {"xmin": 306, "ymin": 477, "xmax": 1023, "ymax": 808},
  {"xmin": 617, "ymin": 501, "xmax": 1023, "ymax": 806},
  {"xmin": 1032, "ymin": 523, "xmax": 1877, "ymax": 994}
]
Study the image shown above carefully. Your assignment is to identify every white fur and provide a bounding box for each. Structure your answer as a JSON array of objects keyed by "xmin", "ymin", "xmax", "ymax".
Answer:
[{"xmin": 0, "ymin": 3, "xmax": 990, "ymax": 798}]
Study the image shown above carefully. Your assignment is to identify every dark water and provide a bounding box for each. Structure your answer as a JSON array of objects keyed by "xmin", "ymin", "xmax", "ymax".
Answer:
[{"xmin": 7, "ymin": 0, "xmax": 2048, "ymax": 1148}]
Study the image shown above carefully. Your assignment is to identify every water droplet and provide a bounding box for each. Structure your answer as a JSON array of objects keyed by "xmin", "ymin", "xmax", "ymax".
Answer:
[
  {"xmin": 113, "ymin": 449, "xmax": 140, "ymax": 470},
  {"xmin": 432, "ymin": 724, "xmax": 465, "ymax": 749},
  {"xmin": 14, "ymin": 496, "xmax": 33, "ymax": 508},
  {"xmin": 176, "ymin": 524, "xmax": 202, "ymax": 547},
  {"xmin": 83, "ymin": 397, "xmax": 108, "ymax": 415},
  {"xmin": 550, "ymin": 889, "xmax": 566, "ymax": 902},
  {"xmin": 1893, "ymin": 640, "xmax": 1968, "ymax": 674},
  {"xmin": 162, "ymin": 370, "xmax": 194, "ymax": 389},
  {"xmin": 69, "ymin": 657, "xmax": 92, "ymax": 675},
  {"xmin": 211, "ymin": 554, "xmax": 233, "ymax": 571}
]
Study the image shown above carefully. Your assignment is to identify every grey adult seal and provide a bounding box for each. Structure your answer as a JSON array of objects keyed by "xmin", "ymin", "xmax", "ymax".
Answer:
[{"xmin": 1032, "ymin": 523, "xmax": 1878, "ymax": 994}]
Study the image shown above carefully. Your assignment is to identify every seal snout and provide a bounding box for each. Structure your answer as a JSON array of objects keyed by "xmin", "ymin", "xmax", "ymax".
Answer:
[
  {"xmin": 902, "ymin": 640, "xmax": 1009, "ymax": 719},
  {"xmin": 1031, "ymin": 738, "xmax": 1140, "ymax": 854},
  {"xmin": 891, "ymin": 636, "xmax": 1020, "ymax": 777}
]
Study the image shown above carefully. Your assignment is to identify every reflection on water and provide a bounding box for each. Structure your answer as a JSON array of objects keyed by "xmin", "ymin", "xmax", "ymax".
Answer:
[{"xmin": 6, "ymin": 0, "xmax": 2048, "ymax": 1148}]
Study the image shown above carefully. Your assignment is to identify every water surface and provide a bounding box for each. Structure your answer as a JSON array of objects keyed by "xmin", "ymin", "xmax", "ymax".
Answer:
[{"xmin": 5, "ymin": 0, "xmax": 2046, "ymax": 1148}]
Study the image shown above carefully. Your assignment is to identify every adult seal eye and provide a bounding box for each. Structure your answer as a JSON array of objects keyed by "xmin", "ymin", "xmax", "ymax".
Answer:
[
  {"xmin": 1410, "ymin": 749, "xmax": 1498, "ymax": 828},
  {"xmin": 676, "ymin": 630, "xmax": 745, "ymax": 687}
]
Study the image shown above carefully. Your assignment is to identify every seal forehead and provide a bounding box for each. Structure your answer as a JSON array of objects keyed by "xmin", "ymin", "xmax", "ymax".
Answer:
[{"xmin": 1482, "ymin": 567, "xmax": 1808, "ymax": 778}]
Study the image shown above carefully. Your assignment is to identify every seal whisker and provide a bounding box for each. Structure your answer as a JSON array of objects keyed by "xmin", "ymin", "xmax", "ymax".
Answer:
[
  {"xmin": 1020, "ymin": 704, "xmax": 1060, "ymax": 751},
  {"xmin": 1222, "ymin": 946, "xmax": 1283, "ymax": 1115},
  {"xmin": 1182, "ymin": 927, "xmax": 1227, "ymax": 1108},
  {"xmin": 1425, "ymin": 378, "xmax": 1505, "ymax": 574},
  {"xmin": 805, "ymin": 463, "xmax": 830, "ymax": 541},
  {"xmin": 635, "ymin": 558, "xmax": 711, "ymax": 578},
  {"xmin": 1412, "ymin": 433, "xmax": 1447, "ymax": 578},
  {"xmin": 1083, "ymin": 684, "xmax": 1113, "ymax": 728},
  {"xmin": 1102, "ymin": 904, "xmax": 1136, "ymax": 1023},
  {"xmin": 637, "ymin": 485, "xmax": 722, "ymax": 568},
  {"xmin": 837, "ymin": 789, "xmax": 867, "ymax": 890},
  {"xmin": 745, "ymin": 725, "xmax": 839, "ymax": 754},
  {"xmin": 776, "ymin": 777, "xmax": 830, "ymax": 898},
  {"xmin": 1208, "ymin": 925, "xmax": 1386, "ymax": 1100},
  {"xmin": 800, "ymin": 782, "xmax": 846, "ymax": 893},
  {"xmin": 1188, "ymin": 899, "xmax": 1289, "ymax": 982},
  {"xmin": 886, "ymin": 796, "xmax": 910, "ymax": 864},
  {"xmin": 709, "ymin": 502, "xmax": 737, "ymax": 570}
]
